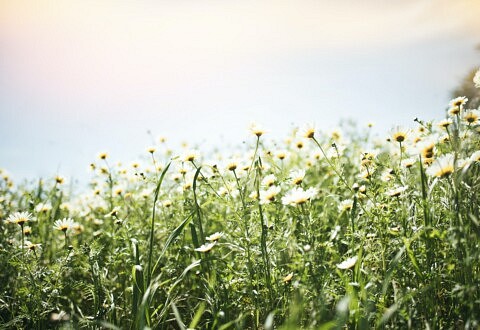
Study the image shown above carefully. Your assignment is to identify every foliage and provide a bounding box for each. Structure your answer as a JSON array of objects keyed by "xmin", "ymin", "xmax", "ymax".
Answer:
[{"xmin": 1, "ymin": 92, "xmax": 480, "ymax": 329}]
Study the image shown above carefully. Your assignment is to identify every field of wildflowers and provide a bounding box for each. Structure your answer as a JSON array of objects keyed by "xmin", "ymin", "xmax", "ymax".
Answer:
[{"xmin": 1, "ymin": 73, "xmax": 480, "ymax": 329}]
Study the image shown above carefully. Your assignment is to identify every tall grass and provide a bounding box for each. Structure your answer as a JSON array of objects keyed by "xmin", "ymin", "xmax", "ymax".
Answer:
[{"xmin": 1, "ymin": 96, "xmax": 479, "ymax": 329}]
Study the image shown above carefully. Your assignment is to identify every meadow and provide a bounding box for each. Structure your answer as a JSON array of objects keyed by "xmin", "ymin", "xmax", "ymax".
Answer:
[{"xmin": 1, "ymin": 92, "xmax": 480, "ymax": 329}]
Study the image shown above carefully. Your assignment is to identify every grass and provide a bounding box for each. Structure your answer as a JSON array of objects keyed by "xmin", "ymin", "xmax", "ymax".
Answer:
[{"xmin": 1, "ymin": 100, "xmax": 480, "ymax": 329}]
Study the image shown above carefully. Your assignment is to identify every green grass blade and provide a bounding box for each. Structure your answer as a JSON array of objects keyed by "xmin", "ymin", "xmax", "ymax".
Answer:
[
  {"xmin": 147, "ymin": 161, "xmax": 172, "ymax": 287},
  {"xmin": 151, "ymin": 211, "xmax": 195, "ymax": 275},
  {"xmin": 188, "ymin": 302, "xmax": 206, "ymax": 329}
]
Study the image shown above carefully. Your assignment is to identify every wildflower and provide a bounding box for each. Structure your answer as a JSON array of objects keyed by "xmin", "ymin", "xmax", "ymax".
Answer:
[
  {"xmin": 337, "ymin": 256, "xmax": 358, "ymax": 270},
  {"xmin": 338, "ymin": 199, "xmax": 354, "ymax": 212},
  {"xmin": 380, "ymin": 168, "xmax": 395, "ymax": 182},
  {"xmin": 331, "ymin": 129, "xmax": 342, "ymax": 141},
  {"xmin": 147, "ymin": 146, "xmax": 156, "ymax": 154},
  {"xmin": 301, "ymin": 125, "xmax": 315, "ymax": 139},
  {"xmin": 194, "ymin": 242, "xmax": 216, "ymax": 253},
  {"xmin": 283, "ymin": 273, "xmax": 294, "ymax": 283},
  {"xmin": 139, "ymin": 189, "xmax": 152, "ymax": 199},
  {"xmin": 450, "ymin": 96, "xmax": 469, "ymax": 108},
  {"xmin": 163, "ymin": 200, "xmax": 173, "ymax": 207},
  {"xmin": 463, "ymin": 110, "xmax": 479, "ymax": 125},
  {"xmin": 98, "ymin": 152, "xmax": 108, "ymax": 160},
  {"xmin": 419, "ymin": 141, "xmax": 435, "ymax": 159},
  {"xmin": 276, "ymin": 150, "xmax": 288, "ymax": 160},
  {"xmin": 183, "ymin": 150, "xmax": 198, "ymax": 162},
  {"xmin": 296, "ymin": 141, "xmax": 304, "ymax": 149},
  {"xmin": 387, "ymin": 185, "xmax": 408, "ymax": 197},
  {"xmin": 23, "ymin": 226, "xmax": 32, "ymax": 236},
  {"xmin": 330, "ymin": 225, "xmax": 341, "ymax": 241},
  {"xmin": 438, "ymin": 118, "xmax": 453, "ymax": 130},
  {"xmin": 282, "ymin": 187, "xmax": 318, "ymax": 206},
  {"xmin": 326, "ymin": 144, "xmax": 344, "ymax": 159},
  {"xmin": 361, "ymin": 152, "xmax": 376, "ymax": 167},
  {"xmin": 352, "ymin": 183, "xmax": 360, "ymax": 191},
  {"xmin": 359, "ymin": 169, "xmax": 372, "ymax": 180},
  {"xmin": 260, "ymin": 185, "xmax": 281, "ymax": 204},
  {"xmin": 391, "ymin": 127, "xmax": 408, "ymax": 143},
  {"xmin": 423, "ymin": 157, "xmax": 434, "ymax": 166},
  {"xmin": 261, "ymin": 174, "xmax": 276, "ymax": 187},
  {"xmin": 35, "ymin": 203, "xmax": 52, "ymax": 214},
  {"xmin": 226, "ymin": 161, "xmax": 238, "ymax": 171},
  {"xmin": 249, "ymin": 191, "xmax": 258, "ymax": 200},
  {"xmin": 358, "ymin": 185, "xmax": 367, "ymax": 194},
  {"xmin": 25, "ymin": 241, "xmax": 42, "ymax": 254},
  {"xmin": 470, "ymin": 150, "xmax": 480, "ymax": 162},
  {"xmin": 93, "ymin": 219, "xmax": 104, "ymax": 226},
  {"xmin": 59, "ymin": 202, "xmax": 71, "ymax": 211},
  {"xmin": 290, "ymin": 169, "xmax": 306, "ymax": 185},
  {"xmin": 311, "ymin": 151, "xmax": 322, "ymax": 160},
  {"xmin": 250, "ymin": 123, "xmax": 266, "ymax": 137},
  {"xmin": 206, "ymin": 232, "xmax": 224, "ymax": 241},
  {"xmin": 55, "ymin": 175, "xmax": 65, "ymax": 184},
  {"xmin": 439, "ymin": 134, "xmax": 450, "ymax": 144},
  {"xmin": 105, "ymin": 208, "xmax": 119, "ymax": 218},
  {"xmin": 401, "ymin": 158, "xmax": 416, "ymax": 168},
  {"xmin": 6, "ymin": 212, "xmax": 33, "ymax": 227},
  {"xmin": 53, "ymin": 218, "xmax": 75, "ymax": 232},
  {"xmin": 217, "ymin": 186, "xmax": 229, "ymax": 197},
  {"xmin": 72, "ymin": 223, "xmax": 84, "ymax": 235},
  {"xmin": 448, "ymin": 97, "xmax": 468, "ymax": 115},
  {"xmin": 426, "ymin": 154, "xmax": 455, "ymax": 178},
  {"xmin": 474, "ymin": 69, "xmax": 480, "ymax": 88},
  {"xmin": 50, "ymin": 311, "xmax": 70, "ymax": 322},
  {"xmin": 260, "ymin": 186, "xmax": 281, "ymax": 204}
]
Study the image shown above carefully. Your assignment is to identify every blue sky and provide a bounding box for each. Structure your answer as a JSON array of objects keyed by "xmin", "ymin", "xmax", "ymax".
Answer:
[{"xmin": 0, "ymin": 0, "xmax": 479, "ymax": 183}]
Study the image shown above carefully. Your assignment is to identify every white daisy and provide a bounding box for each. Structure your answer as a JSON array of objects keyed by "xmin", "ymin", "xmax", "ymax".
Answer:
[
  {"xmin": 426, "ymin": 154, "xmax": 455, "ymax": 178},
  {"xmin": 282, "ymin": 187, "xmax": 318, "ymax": 206},
  {"xmin": 337, "ymin": 256, "xmax": 358, "ymax": 270},
  {"xmin": 194, "ymin": 242, "xmax": 217, "ymax": 253},
  {"xmin": 206, "ymin": 232, "xmax": 224, "ymax": 242},
  {"xmin": 260, "ymin": 185, "xmax": 281, "ymax": 204}
]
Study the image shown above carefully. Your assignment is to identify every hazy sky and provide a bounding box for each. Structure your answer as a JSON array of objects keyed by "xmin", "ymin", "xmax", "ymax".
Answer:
[{"xmin": 0, "ymin": 0, "xmax": 479, "ymax": 183}]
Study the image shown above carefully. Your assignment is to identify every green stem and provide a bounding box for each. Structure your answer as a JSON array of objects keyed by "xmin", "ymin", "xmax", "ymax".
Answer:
[
  {"xmin": 255, "ymin": 161, "xmax": 273, "ymax": 306},
  {"xmin": 20, "ymin": 225, "xmax": 25, "ymax": 260},
  {"xmin": 312, "ymin": 137, "xmax": 351, "ymax": 190}
]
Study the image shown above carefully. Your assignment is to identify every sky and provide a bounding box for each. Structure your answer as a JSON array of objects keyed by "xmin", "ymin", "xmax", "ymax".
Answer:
[{"xmin": 0, "ymin": 0, "xmax": 479, "ymax": 183}]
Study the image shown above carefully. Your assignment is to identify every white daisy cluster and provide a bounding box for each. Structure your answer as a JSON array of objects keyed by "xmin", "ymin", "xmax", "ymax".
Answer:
[{"xmin": 282, "ymin": 187, "xmax": 318, "ymax": 206}]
